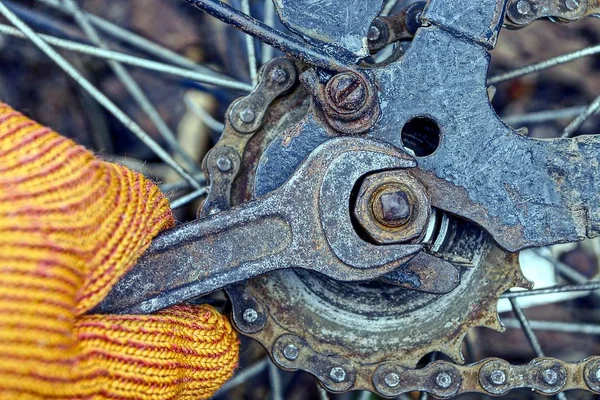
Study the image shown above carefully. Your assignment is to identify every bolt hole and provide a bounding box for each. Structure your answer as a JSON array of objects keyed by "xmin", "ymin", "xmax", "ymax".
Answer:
[{"xmin": 401, "ymin": 116, "xmax": 441, "ymax": 157}]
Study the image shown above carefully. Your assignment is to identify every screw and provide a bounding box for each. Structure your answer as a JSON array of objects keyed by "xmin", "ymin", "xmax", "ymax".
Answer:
[
  {"xmin": 283, "ymin": 344, "xmax": 299, "ymax": 361},
  {"xmin": 239, "ymin": 107, "xmax": 256, "ymax": 123},
  {"xmin": 542, "ymin": 368, "xmax": 558, "ymax": 385},
  {"xmin": 242, "ymin": 308, "xmax": 258, "ymax": 323},
  {"xmin": 368, "ymin": 25, "xmax": 381, "ymax": 41},
  {"xmin": 565, "ymin": 0, "xmax": 579, "ymax": 10},
  {"xmin": 516, "ymin": 0, "xmax": 532, "ymax": 15},
  {"xmin": 435, "ymin": 372, "xmax": 452, "ymax": 389},
  {"xmin": 270, "ymin": 67, "xmax": 288, "ymax": 84},
  {"xmin": 216, "ymin": 155, "xmax": 233, "ymax": 172},
  {"xmin": 326, "ymin": 72, "xmax": 368, "ymax": 113},
  {"xmin": 329, "ymin": 367, "xmax": 346, "ymax": 383},
  {"xmin": 384, "ymin": 372, "xmax": 400, "ymax": 388},
  {"xmin": 490, "ymin": 370, "xmax": 506, "ymax": 385}
]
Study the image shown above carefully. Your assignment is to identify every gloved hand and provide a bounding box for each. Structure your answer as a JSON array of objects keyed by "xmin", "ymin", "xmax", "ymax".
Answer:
[{"xmin": 0, "ymin": 103, "xmax": 238, "ymax": 399}]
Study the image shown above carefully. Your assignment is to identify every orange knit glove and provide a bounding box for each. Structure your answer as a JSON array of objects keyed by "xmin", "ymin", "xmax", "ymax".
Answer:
[{"xmin": 0, "ymin": 103, "xmax": 238, "ymax": 399}]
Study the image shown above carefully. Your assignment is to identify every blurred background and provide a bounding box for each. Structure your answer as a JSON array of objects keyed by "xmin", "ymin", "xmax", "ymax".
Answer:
[{"xmin": 0, "ymin": 0, "xmax": 599, "ymax": 399}]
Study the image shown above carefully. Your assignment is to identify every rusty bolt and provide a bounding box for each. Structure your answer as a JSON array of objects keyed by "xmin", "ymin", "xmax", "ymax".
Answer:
[
  {"xmin": 326, "ymin": 72, "xmax": 368, "ymax": 113},
  {"xmin": 375, "ymin": 190, "xmax": 412, "ymax": 227},
  {"xmin": 435, "ymin": 372, "xmax": 452, "ymax": 389},
  {"xmin": 329, "ymin": 367, "xmax": 346, "ymax": 383},
  {"xmin": 216, "ymin": 155, "xmax": 233, "ymax": 173},
  {"xmin": 384, "ymin": 372, "xmax": 400, "ymax": 388},
  {"xmin": 368, "ymin": 25, "xmax": 381, "ymax": 41},
  {"xmin": 565, "ymin": 0, "xmax": 579, "ymax": 10},
  {"xmin": 243, "ymin": 308, "xmax": 258, "ymax": 323},
  {"xmin": 490, "ymin": 370, "xmax": 506, "ymax": 385},
  {"xmin": 542, "ymin": 368, "xmax": 558, "ymax": 385},
  {"xmin": 516, "ymin": 0, "xmax": 532, "ymax": 15},
  {"xmin": 239, "ymin": 107, "xmax": 256, "ymax": 123},
  {"xmin": 283, "ymin": 344, "xmax": 299, "ymax": 361},
  {"xmin": 271, "ymin": 67, "xmax": 288, "ymax": 84}
]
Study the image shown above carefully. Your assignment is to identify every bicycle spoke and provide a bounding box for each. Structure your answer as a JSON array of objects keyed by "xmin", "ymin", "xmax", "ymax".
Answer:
[
  {"xmin": 501, "ymin": 282, "xmax": 600, "ymax": 298},
  {"xmin": 0, "ymin": 23, "xmax": 253, "ymax": 91},
  {"xmin": 184, "ymin": 91, "xmax": 225, "ymax": 132},
  {"xmin": 261, "ymin": 0, "xmax": 275, "ymax": 63},
  {"xmin": 241, "ymin": 0, "xmax": 258, "ymax": 86},
  {"xmin": 510, "ymin": 299, "xmax": 568, "ymax": 400},
  {"xmin": 502, "ymin": 106, "xmax": 598, "ymax": 126},
  {"xmin": 0, "ymin": 0, "xmax": 203, "ymax": 190},
  {"xmin": 382, "ymin": 0, "xmax": 400, "ymax": 16},
  {"xmin": 503, "ymin": 319, "xmax": 600, "ymax": 335},
  {"xmin": 268, "ymin": 360, "xmax": 283, "ymax": 400},
  {"xmin": 318, "ymin": 385, "xmax": 330, "ymax": 400},
  {"xmin": 181, "ymin": 0, "xmax": 354, "ymax": 70},
  {"xmin": 34, "ymin": 0, "xmax": 231, "ymax": 78},
  {"xmin": 170, "ymin": 187, "xmax": 207, "ymax": 209},
  {"xmin": 488, "ymin": 44, "xmax": 600, "ymax": 85},
  {"xmin": 560, "ymin": 93, "xmax": 600, "ymax": 138},
  {"xmin": 510, "ymin": 298, "xmax": 545, "ymax": 356},
  {"xmin": 63, "ymin": 0, "xmax": 201, "ymax": 173},
  {"xmin": 214, "ymin": 358, "xmax": 269, "ymax": 395}
]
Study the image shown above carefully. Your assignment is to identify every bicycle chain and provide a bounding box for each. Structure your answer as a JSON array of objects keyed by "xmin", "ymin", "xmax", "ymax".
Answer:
[{"xmin": 202, "ymin": 55, "xmax": 600, "ymax": 397}]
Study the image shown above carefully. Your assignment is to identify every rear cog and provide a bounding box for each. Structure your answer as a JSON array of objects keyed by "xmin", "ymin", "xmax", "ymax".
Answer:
[{"xmin": 212, "ymin": 57, "xmax": 531, "ymax": 395}]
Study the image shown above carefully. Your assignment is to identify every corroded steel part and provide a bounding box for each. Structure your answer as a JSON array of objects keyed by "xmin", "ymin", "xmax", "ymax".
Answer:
[
  {"xmin": 93, "ymin": 138, "xmax": 421, "ymax": 314},
  {"xmin": 505, "ymin": 0, "xmax": 600, "ymax": 27},
  {"xmin": 229, "ymin": 233, "xmax": 531, "ymax": 394}
]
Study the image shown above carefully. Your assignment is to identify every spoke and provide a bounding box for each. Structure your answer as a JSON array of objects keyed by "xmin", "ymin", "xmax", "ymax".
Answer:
[
  {"xmin": 510, "ymin": 298, "xmax": 544, "ymax": 356},
  {"xmin": 560, "ymin": 93, "xmax": 600, "ymax": 138},
  {"xmin": 318, "ymin": 385, "xmax": 330, "ymax": 400},
  {"xmin": 501, "ymin": 282, "xmax": 600, "ymax": 298},
  {"xmin": 488, "ymin": 44, "xmax": 600, "ymax": 85},
  {"xmin": 181, "ymin": 0, "xmax": 355, "ymax": 70},
  {"xmin": 418, "ymin": 391, "xmax": 429, "ymax": 400},
  {"xmin": 268, "ymin": 360, "xmax": 283, "ymax": 400},
  {"xmin": 214, "ymin": 358, "xmax": 268, "ymax": 395},
  {"xmin": 261, "ymin": 0, "xmax": 275, "ymax": 63},
  {"xmin": 510, "ymin": 299, "xmax": 569, "ymax": 400},
  {"xmin": 170, "ymin": 187, "xmax": 207, "ymax": 209},
  {"xmin": 382, "ymin": 0, "xmax": 400, "ymax": 16},
  {"xmin": 502, "ymin": 106, "xmax": 597, "ymax": 126},
  {"xmin": 35, "ymin": 0, "xmax": 230, "ymax": 78},
  {"xmin": 0, "ymin": 0, "xmax": 204, "ymax": 189},
  {"xmin": 160, "ymin": 174, "xmax": 206, "ymax": 192},
  {"xmin": 503, "ymin": 319, "xmax": 600, "ymax": 335},
  {"xmin": 63, "ymin": 0, "xmax": 201, "ymax": 173},
  {"xmin": 0, "ymin": 22, "xmax": 253, "ymax": 92},
  {"xmin": 241, "ymin": 0, "xmax": 258, "ymax": 86},
  {"xmin": 183, "ymin": 92, "xmax": 225, "ymax": 132}
]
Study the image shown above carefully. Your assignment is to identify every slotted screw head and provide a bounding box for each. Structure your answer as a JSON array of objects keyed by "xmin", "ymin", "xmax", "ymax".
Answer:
[
  {"xmin": 326, "ymin": 72, "xmax": 367, "ymax": 113},
  {"xmin": 242, "ymin": 308, "xmax": 258, "ymax": 323},
  {"xmin": 283, "ymin": 344, "xmax": 299, "ymax": 361},
  {"xmin": 516, "ymin": 0, "xmax": 532, "ymax": 14},
  {"xmin": 329, "ymin": 367, "xmax": 346, "ymax": 383},
  {"xmin": 542, "ymin": 368, "xmax": 558, "ymax": 385},
  {"xmin": 490, "ymin": 370, "xmax": 506, "ymax": 385},
  {"xmin": 271, "ymin": 68, "xmax": 288, "ymax": 84},
  {"xmin": 384, "ymin": 372, "xmax": 400, "ymax": 388},
  {"xmin": 436, "ymin": 372, "xmax": 452, "ymax": 389},
  {"xmin": 216, "ymin": 155, "xmax": 233, "ymax": 172},
  {"xmin": 239, "ymin": 107, "xmax": 256, "ymax": 123}
]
